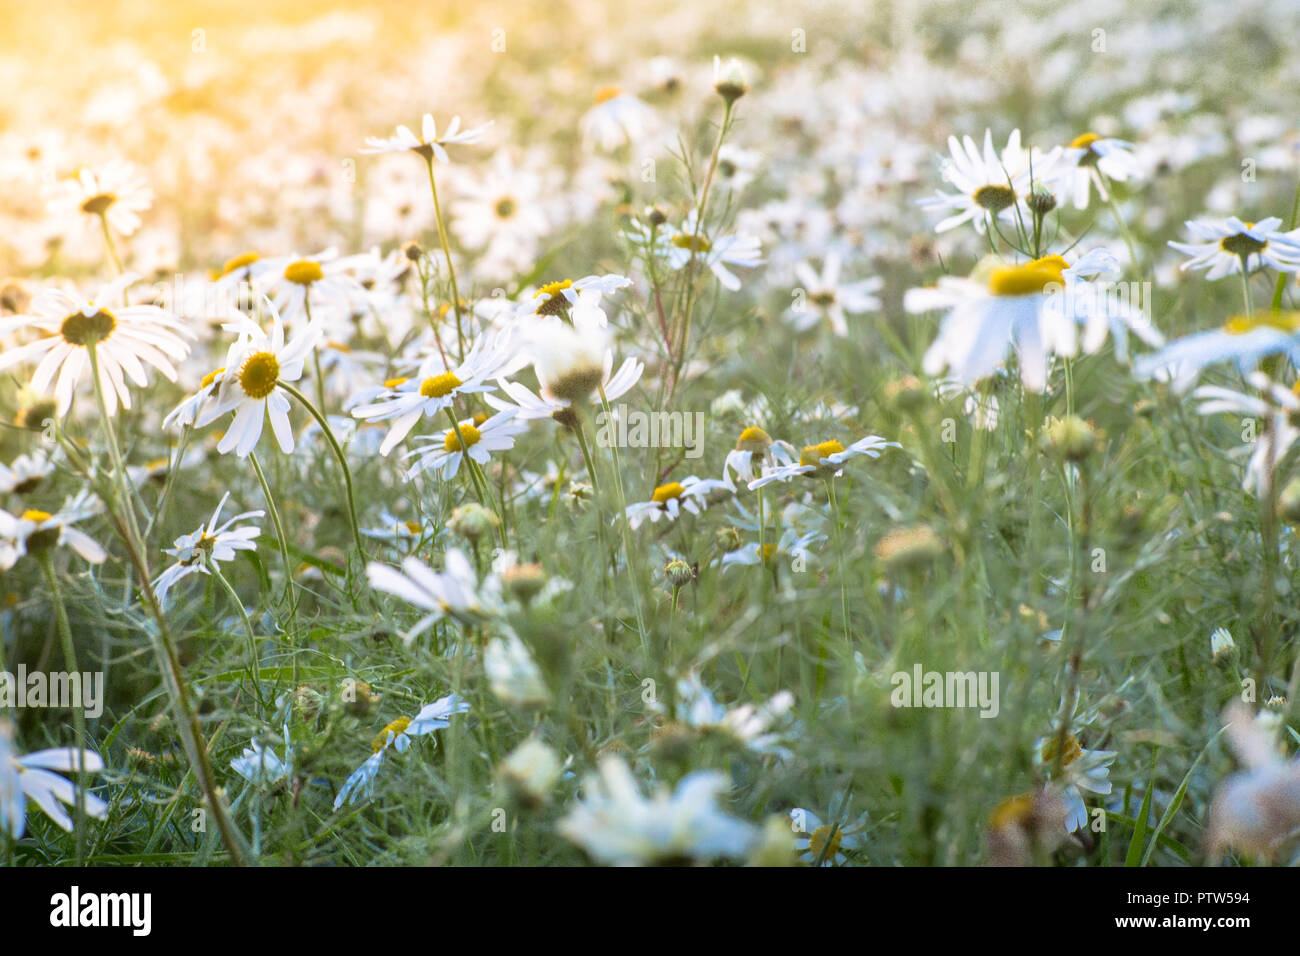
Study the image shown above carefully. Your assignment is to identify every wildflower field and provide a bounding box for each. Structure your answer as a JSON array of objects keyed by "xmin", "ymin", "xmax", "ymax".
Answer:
[{"xmin": 2, "ymin": 0, "xmax": 1300, "ymax": 871}]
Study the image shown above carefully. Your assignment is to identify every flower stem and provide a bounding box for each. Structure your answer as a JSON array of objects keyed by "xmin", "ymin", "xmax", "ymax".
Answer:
[
  {"xmin": 37, "ymin": 552, "xmax": 86, "ymax": 866},
  {"xmin": 424, "ymin": 157, "xmax": 465, "ymax": 360},
  {"xmin": 277, "ymin": 380, "xmax": 367, "ymax": 559},
  {"xmin": 249, "ymin": 450, "xmax": 297, "ymax": 616},
  {"xmin": 97, "ymin": 212, "xmax": 124, "ymax": 277},
  {"xmin": 207, "ymin": 556, "xmax": 267, "ymax": 709}
]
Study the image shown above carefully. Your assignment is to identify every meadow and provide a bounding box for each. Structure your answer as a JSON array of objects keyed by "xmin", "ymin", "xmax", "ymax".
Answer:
[{"xmin": 1, "ymin": 0, "xmax": 1299, "ymax": 867}]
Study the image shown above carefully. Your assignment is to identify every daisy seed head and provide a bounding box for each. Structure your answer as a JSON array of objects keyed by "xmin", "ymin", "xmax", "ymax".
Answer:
[
  {"xmin": 60, "ymin": 308, "xmax": 117, "ymax": 347},
  {"xmin": 972, "ymin": 184, "xmax": 1017, "ymax": 213},
  {"xmin": 663, "ymin": 558, "xmax": 695, "ymax": 588},
  {"xmin": 735, "ymin": 425, "xmax": 772, "ymax": 453}
]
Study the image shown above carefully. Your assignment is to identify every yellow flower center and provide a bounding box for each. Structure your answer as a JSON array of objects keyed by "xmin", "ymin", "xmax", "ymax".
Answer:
[
  {"xmin": 988, "ymin": 792, "xmax": 1036, "ymax": 830},
  {"xmin": 495, "ymin": 197, "xmax": 516, "ymax": 219},
  {"xmin": 535, "ymin": 280, "xmax": 574, "ymax": 316},
  {"xmin": 60, "ymin": 308, "xmax": 117, "ymax": 346},
  {"xmin": 1040, "ymin": 732, "xmax": 1082, "ymax": 767},
  {"xmin": 1220, "ymin": 227, "xmax": 1267, "ymax": 258},
  {"xmin": 759, "ymin": 543, "xmax": 778, "ymax": 563},
  {"xmin": 201, "ymin": 367, "xmax": 226, "ymax": 389},
  {"xmin": 444, "ymin": 423, "xmax": 482, "ymax": 452},
  {"xmin": 371, "ymin": 716, "xmax": 412, "ymax": 753},
  {"xmin": 972, "ymin": 184, "xmax": 1017, "ymax": 213},
  {"xmin": 327, "ymin": 340, "xmax": 351, "ymax": 353},
  {"xmin": 80, "ymin": 192, "xmax": 117, "ymax": 216},
  {"xmin": 220, "ymin": 251, "xmax": 259, "ymax": 276},
  {"xmin": 238, "ymin": 351, "xmax": 281, "ymax": 400},
  {"xmin": 404, "ymin": 520, "xmax": 422, "ymax": 534},
  {"xmin": 736, "ymin": 425, "xmax": 772, "ymax": 452},
  {"xmin": 671, "ymin": 233, "xmax": 712, "ymax": 253},
  {"xmin": 799, "ymin": 439, "xmax": 845, "ymax": 468},
  {"xmin": 1222, "ymin": 310, "xmax": 1300, "ymax": 335},
  {"xmin": 594, "ymin": 86, "xmax": 622, "ymax": 104},
  {"xmin": 384, "ymin": 376, "xmax": 409, "ymax": 389},
  {"xmin": 652, "ymin": 481, "xmax": 685, "ymax": 504},
  {"xmin": 809, "ymin": 824, "xmax": 843, "ymax": 862},
  {"xmin": 284, "ymin": 260, "xmax": 324, "ymax": 285},
  {"xmin": 420, "ymin": 371, "xmax": 463, "ymax": 399},
  {"xmin": 1069, "ymin": 132, "xmax": 1102, "ymax": 150},
  {"xmin": 20, "ymin": 509, "xmax": 52, "ymax": 523},
  {"xmin": 987, "ymin": 255, "xmax": 1068, "ymax": 297}
]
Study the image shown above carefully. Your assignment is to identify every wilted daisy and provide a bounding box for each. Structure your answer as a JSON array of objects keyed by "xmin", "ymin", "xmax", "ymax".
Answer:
[
  {"xmin": 366, "ymin": 549, "xmax": 498, "ymax": 642},
  {"xmin": 1194, "ymin": 372, "xmax": 1300, "ymax": 498},
  {"xmin": 0, "ymin": 274, "xmax": 192, "ymax": 415},
  {"xmin": 1052, "ymin": 133, "xmax": 1143, "ymax": 210},
  {"xmin": 1168, "ymin": 217, "xmax": 1300, "ymax": 279},
  {"xmin": 748, "ymin": 435, "xmax": 897, "ymax": 489},
  {"xmin": 196, "ymin": 306, "xmax": 322, "ymax": 457},
  {"xmin": 351, "ymin": 332, "xmax": 521, "ymax": 456},
  {"xmin": 1134, "ymin": 309, "xmax": 1300, "ymax": 393},
  {"xmin": 0, "ymin": 720, "xmax": 108, "ymax": 838},
  {"xmin": 152, "ymin": 492, "xmax": 264, "ymax": 606},
  {"xmin": 787, "ymin": 252, "xmax": 882, "ymax": 336},
  {"xmin": 664, "ymin": 213, "xmax": 764, "ymax": 291},
  {"xmin": 484, "ymin": 631, "xmax": 550, "ymax": 709},
  {"xmin": 0, "ymin": 450, "xmax": 54, "ymax": 496},
  {"xmin": 361, "ymin": 114, "xmax": 493, "ymax": 162},
  {"xmin": 404, "ymin": 409, "xmax": 526, "ymax": 481},
  {"xmin": 333, "ymin": 695, "xmax": 470, "ymax": 810},
  {"xmin": 580, "ymin": 87, "xmax": 655, "ymax": 152},
  {"xmin": 918, "ymin": 129, "xmax": 1058, "ymax": 234},
  {"xmin": 625, "ymin": 476, "xmax": 732, "ymax": 529},
  {"xmin": 1035, "ymin": 732, "xmax": 1116, "ymax": 832},
  {"xmin": 558, "ymin": 757, "xmax": 756, "ymax": 865},
  {"xmin": 0, "ymin": 491, "xmax": 107, "ymax": 569},
  {"xmin": 48, "ymin": 159, "xmax": 153, "ymax": 237},
  {"xmin": 230, "ymin": 727, "xmax": 291, "ymax": 790}
]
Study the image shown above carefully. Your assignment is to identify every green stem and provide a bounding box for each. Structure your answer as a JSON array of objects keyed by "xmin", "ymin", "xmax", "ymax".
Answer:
[
  {"xmin": 249, "ymin": 450, "xmax": 297, "ymax": 616},
  {"xmin": 37, "ymin": 552, "xmax": 86, "ymax": 866},
  {"xmin": 424, "ymin": 157, "xmax": 465, "ymax": 360},
  {"xmin": 207, "ymin": 557, "xmax": 267, "ymax": 709},
  {"xmin": 97, "ymin": 213, "xmax": 124, "ymax": 276}
]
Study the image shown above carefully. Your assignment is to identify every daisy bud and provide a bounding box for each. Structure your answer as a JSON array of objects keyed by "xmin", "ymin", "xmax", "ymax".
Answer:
[
  {"xmin": 1042, "ymin": 415, "xmax": 1097, "ymax": 462},
  {"xmin": 402, "ymin": 240, "xmax": 424, "ymax": 262},
  {"xmin": 1209, "ymin": 627, "xmax": 1238, "ymax": 666},
  {"xmin": 1027, "ymin": 184, "xmax": 1057, "ymax": 216},
  {"xmin": 873, "ymin": 525, "xmax": 944, "ymax": 573},
  {"xmin": 716, "ymin": 526, "xmax": 743, "ymax": 552},
  {"xmin": 497, "ymin": 738, "xmax": 563, "ymax": 810},
  {"xmin": 293, "ymin": 684, "xmax": 326, "ymax": 720},
  {"xmin": 664, "ymin": 558, "xmax": 696, "ymax": 589},
  {"xmin": 646, "ymin": 205, "xmax": 669, "ymax": 227},
  {"xmin": 503, "ymin": 562, "xmax": 548, "ymax": 603},
  {"xmin": 340, "ymin": 680, "xmax": 380, "ymax": 717},
  {"xmin": 713, "ymin": 56, "xmax": 749, "ymax": 104},
  {"xmin": 1278, "ymin": 477, "xmax": 1300, "ymax": 523},
  {"xmin": 447, "ymin": 502, "xmax": 500, "ymax": 542},
  {"xmin": 565, "ymin": 481, "xmax": 594, "ymax": 511}
]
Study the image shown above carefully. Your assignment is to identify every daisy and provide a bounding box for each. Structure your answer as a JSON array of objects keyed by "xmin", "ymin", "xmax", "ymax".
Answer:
[
  {"xmin": 196, "ymin": 305, "xmax": 322, "ymax": 458},
  {"xmin": 365, "ymin": 549, "xmax": 498, "ymax": 642},
  {"xmin": 0, "ymin": 720, "xmax": 108, "ymax": 838},
  {"xmin": 1035, "ymin": 732, "xmax": 1117, "ymax": 833},
  {"xmin": 787, "ymin": 252, "xmax": 882, "ymax": 336},
  {"xmin": 230, "ymin": 726, "xmax": 291, "ymax": 790},
  {"xmin": 722, "ymin": 526, "xmax": 823, "ymax": 571},
  {"xmin": 1168, "ymin": 216, "xmax": 1300, "ymax": 279},
  {"xmin": 664, "ymin": 213, "xmax": 764, "ymax": 291},
  {"xmin": 162, "ymin": 364, "xmax": 227, "ymax": 430},
  {"xmin": 0, "ymin": 491, "xmax": 107, "ymax": 569},
  {"xmin": 0, "ymin": 450, "xmax": 54, "ymax": 496},
  {"xmin": 48, "ymin": 159, "xmax": 153, "ymax": 237},
  {"xmin": 1194, "ymin": 372, "xmax": 1300, "ymax": 498},
  {"xmin": 257, "ymin": 249, "xmax": 365, "ymax": 325},
  {"xmin": 512, "ymin": 274, "xmax": 632, "ymax": 324},
  {"xmin": 918, "ymin": 129, "xmax": 1059, "ymax": 234},
  {"xmin": 485, "ymin": 353, "xmax": 643, "ymax": 427},
  {"xmin": 721, "ymin": 426, "xmax": 798, "ymax": 485},
  {"xmin": 580, "ymin": 87, "xmax": 655, "ymax": 152},
  {"xmin": 403, "ymin": 409, "xmax": 526, "ymax": 481},
  {"xmin": 660, "ymin": 674, "xmax": 795, "ymax": 757},
  {"xmin": 748, "ymin": 435, "xmax": 897, "ymax": 489},
  {"xmin": 1134, "ymin": 309, "xmax": 1300, "ymax": 393},
  {"xmin": 450, "ymin": 150, "xmax": 550, "ymax": 270},
  {"xmin": 1051, "ymin": 133, "xmax": 1143, "ymax": 210},
  {"xmin": 624, "ymin": 476, "xmax": 732, "ymax": 530},
  {"xmin": 790, "ymin": 808, "xmax": 869, "ymax": 866},
  {"xmin": 558, "ymin": 757, "xmax": 757, "ymax": 865},
  {"xmin": 333, "ymin": 694, "xmax": 471, "ymax": 810},
  {"xmin": 484, "ymin": 631, "xmax": 550, "ymax": 709},
  {"xmin": 351, "ymin": 332, "xmax": 520, "ymax": 456},
  {"xmin": 151, "ymin": 492, "xmax": 264, "ymax": 606},
  {"xmin": 360, "ymin": 114, "xmax": 493, "ymax": 163},
  {"xmin": 360, "ymin": 510, "xmax": 427, "ymax": 547},
  {"xmin": 0, "ymin": 274, "xmax": 193, "ymax": 415}
]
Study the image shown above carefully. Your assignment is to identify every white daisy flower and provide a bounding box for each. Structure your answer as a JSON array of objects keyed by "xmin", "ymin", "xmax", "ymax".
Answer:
[
  {"xmin": 664, "ymin": 213, "xmax": 764, "ymax": 291},
  {"xmin": 1035, "ymin": 732, "xmax": 1117, "ymax": 833},
  {"xmin": 333, "ymin": 695, "xmax": 470, "ymax": 810},
  {"xmin": 365, "ymin": 549, "xmax": 498, "ymax": 642},
  {"xmin": 790, "ymin": 808, "xmax": 869, "ymax": 866},
  {"xmin": 0, "ymin": 450, "xmax": 54, "ymax": 496},
  {"xmin": 1134, "ymin": 309, "xmax": 1300, "ymax": 393},
  {"xmin": 48, "ymin": 159, "xmax": 153, "ymax": 237},
  {"xmin": 151, "ymin": 492, "xmax": 263, "ymax": 606},
  {"xmin": 485, "ymin": 353, "xmax": 643, "ymax": 425},
  {"xmin": 625, "ymin": 476, "xmax": 732, "ymax": 530},
  {"xmin": 196, "ymin": 305, "xmax": 322, "ymax": 457},
  {"xmin": 351, "ymin": 332, "xmax": 521, "ymax": 456},
  {"xmin": 662, "ymin": 674, "xmax": 795, "ymax": 757},
  {"xmin": 257, "ymin": 249, "xmax": 366, "ymax": 325},
  {"xmin": 1168, "ymin": 216, "xmax": 1300, "ymax": 279},
  {"xmin": 360, "ymin": 113, "xmax": 493, "ymax": 163},
  {"xmin": 403, "ymin": 409, "xmax": 526, "ymax": 481},
  {"xmin": 0, "ymin": 274, "xmax": 193, "ymax": 415},
  {"xmin": 558, "ymin": 757, "xmax": 757, "ymax": 866},
  {"xmin": 748, "ymin": 435, "xmax": 898, "ymax": 489},
  {"xmin": 788, "ymin": 252, "xmax": 882, "ymax": 336},
  {"xmin": 162, "ymin": 363, "xmax": 227, "ymax": 431},
  {"xmin": 918, "ymin": 129, "xmax": 1060, "ymax": 234},
  {"xmin": 511, "ymin": 274, "xmax": 632, "ymax": 326},
  {"xmin": 230, "ymin": 726, "xmax": 292, "ymax": 790},
  {"xmin": 0, "ymin": 720, "xmax": 108, "ymax": 839},
  {"xmin": 721, "ymin": 426, "xmax": 798, "ymax": 485},
  {"xmin": 722, "ymin": 526, "xmax": 823, "ymax": 572},
  {"xmin": 580, "ymin": 87, "xmax": 655, "ymax": 152},
  {"xmin": 484, "ymin": 631, "xmax": 550, "ymax": 709},
  {"xmin": 1051, "ymin": 133, "xmax": 1143, "ymax": 210},
  {"xmin": 0, "ymin": 491, "xmax": 107, "ymax": 569},
  {"xmin": 1194, "ymin": 371, "xmax": 1300, "ymax": 498},
  {"xmin": 1208, "ymin": 702, "xmax": 1300, "ymax": 859}
]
